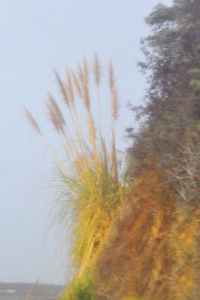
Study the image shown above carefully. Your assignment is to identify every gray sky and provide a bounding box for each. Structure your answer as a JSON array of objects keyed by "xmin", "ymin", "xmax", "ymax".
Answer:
[{"xmin": 0, "ymin": 0, "xmax": 172, "ymax": 285}]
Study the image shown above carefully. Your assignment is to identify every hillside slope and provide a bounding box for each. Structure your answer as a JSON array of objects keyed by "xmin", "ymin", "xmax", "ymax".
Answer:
[{"xmin": 93, "ymin": 0, "xmax": 200, "ymax": 299}]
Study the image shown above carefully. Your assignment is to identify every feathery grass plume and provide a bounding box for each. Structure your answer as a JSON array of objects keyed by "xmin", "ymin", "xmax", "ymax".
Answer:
[
  {"xmin": 79, "ymin": 57, "xmax": 97, "ymax": 157},
  {"xmin": 47, "ymin": 93, "xmax": 66, "ymax": 134},
  {"xmin": 66, "ymin": 70, "xmax": 75, "ymax": 108},
  {"xmin": 87, "ymin": 113, "xmax": 96, "ymax": 150},
  {"xmin": 111, "ymin": 137, "xmax": 118, "ymax": 185},
  {"xmin": 77, "ymin": 62, "xmax": 84, "ymax": 83},
  {"xmin": 107, "ymin": 59, "xmax": 118, "ymax": 186},
  {"xmin": 65, "ymin": 68, "xmax": 86, "ymax": 163},
  {"xmin": 54, "ymin": 68, "xmax": 83, "ymax": 163},
  {"xmin": 110, "ymin": 80, "xmax": 118, "ymax": 185},
  {"xmin": 93, "ymin": 52, "xmax": 101, "ymax": 87},
  {"xmin": 83, "ymin": 57, "xmax": 89, "ymax": 85},
  {"xmin": 71, "ymin": 70, "xmax": 82, "ymax": 99},
  {"xmin": 48, "ymin": 94, "xmax": 66, "ymax": 129},
  {"xmin": 46, "ymin": 101, "xmax": 60, "ymax": 132},
  {"xmin": 24, "ymin": 107, "xmax": 41, "ymax": 134},
  {"xmin": 25, "ymin": 107, "xmax": 67, "ymax": 177},
  {"xmin": 100, "ymin": 136, "xmax": 109, "ymax": 177},
  {"xmin": 46, "ymin": 95, "xmax": 74, "ymax": 162},
  {"xmin": 54, "ymin": 69, "xmax": 69, "ymax": 107},
  {"xmin": 82, "ymin": 59, "xmax": 90, "ymax": 111},
  {"xmin": 76, "ymin": 60, "xmax": 94, "ymax": 156},
  {"xmin": 93, "ymin": 52, "xmax": 102, "ymax": 141},
  {"xmin": 82, "ymin": 83, "xmax": 90, "ymax": 117},
  {"xmin": 109, "ymin": 59, "xmax": 115, "ymax": 91},
  {"xmin": 111, "ymin": 87, "xmax": 118, "ymax": 121}
]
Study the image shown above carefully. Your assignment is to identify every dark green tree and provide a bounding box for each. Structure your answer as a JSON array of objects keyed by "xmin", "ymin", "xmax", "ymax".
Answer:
[{"xmin": 128, "ymin": 0, "xmax": 200, "ymax": 177}]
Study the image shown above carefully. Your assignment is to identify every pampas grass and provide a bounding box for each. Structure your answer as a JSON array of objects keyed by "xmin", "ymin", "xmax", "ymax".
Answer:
[{"xmin": 25, "ymin": 55, "xmax": 126, "ymax": 299}]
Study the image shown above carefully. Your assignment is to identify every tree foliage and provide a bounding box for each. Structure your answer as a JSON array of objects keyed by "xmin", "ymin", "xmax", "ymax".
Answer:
[{"xmin": 129, "ymin": 0, "xmax": 200, "ymax": 177}]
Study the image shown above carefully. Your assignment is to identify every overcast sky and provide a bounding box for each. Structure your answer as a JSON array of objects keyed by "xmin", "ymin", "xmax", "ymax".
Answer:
[{"xmin": 0, "ymin": 0, "xmax": 172, "ymax": 285}]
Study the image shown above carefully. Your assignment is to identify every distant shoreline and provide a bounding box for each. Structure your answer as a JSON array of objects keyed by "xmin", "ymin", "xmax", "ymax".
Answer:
[{"xmin": 0, "ymin": 282, "xmax": 64, "ymax": 300}]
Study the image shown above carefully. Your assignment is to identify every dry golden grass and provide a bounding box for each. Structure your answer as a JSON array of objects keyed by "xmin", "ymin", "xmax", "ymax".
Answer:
[
  {"xmin": 94, "ymin": 167, "xmax": 177, "ymax": 300},
  {"xmin": 25, "ymin": 55, "xmax": 126, "ymax": 299},
  {"xmin": 94, "ymin": 153, "xmax": 200, "ymax": 300}
]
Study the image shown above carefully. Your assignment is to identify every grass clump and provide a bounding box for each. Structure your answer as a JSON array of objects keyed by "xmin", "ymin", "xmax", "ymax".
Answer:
[{"xmin": 25, "ymin": 54, "xmax": 127, "ymax": 298}]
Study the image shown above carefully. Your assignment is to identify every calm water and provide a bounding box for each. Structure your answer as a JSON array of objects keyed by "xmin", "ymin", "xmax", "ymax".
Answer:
[{"xmin": 0, "ymin": 282, "xmax": 64, "ymax": 300}]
